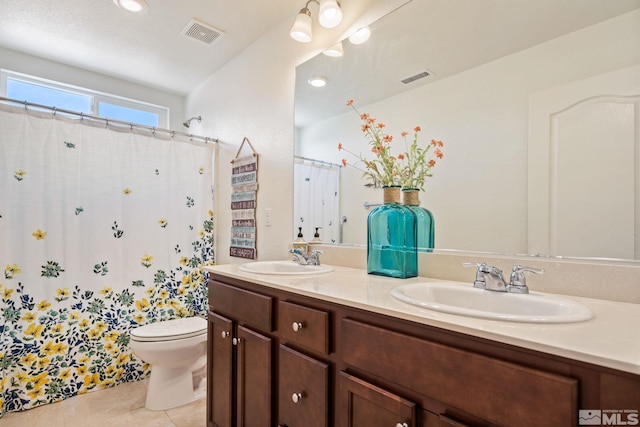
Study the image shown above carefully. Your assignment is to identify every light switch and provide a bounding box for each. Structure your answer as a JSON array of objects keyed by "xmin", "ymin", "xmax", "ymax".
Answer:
[{"xmin": 265, "ymin": 208, "xmax": 272, "ymax": 226}]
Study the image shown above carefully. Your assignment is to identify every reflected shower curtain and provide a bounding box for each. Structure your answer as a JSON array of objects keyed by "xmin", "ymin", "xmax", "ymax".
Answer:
[
  {"xmin": 293, "ymin": 159, "xmax": 340, "ymax": 243},
  {"xmin": 0, "ymin": 104, "xmax": 215, "ymax": 416}
]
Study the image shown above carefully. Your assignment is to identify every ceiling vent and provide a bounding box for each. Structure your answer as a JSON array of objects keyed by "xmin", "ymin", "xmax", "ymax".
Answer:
[
  {"xmin": 181, "ymin": 19, "xmax": 224, "ymax": 45},
  {"xmin": 401, "ymin": 70, "xmax": 432, "ymax": 85}
]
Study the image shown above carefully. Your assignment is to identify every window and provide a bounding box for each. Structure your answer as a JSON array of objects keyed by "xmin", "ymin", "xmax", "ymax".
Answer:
[{"xmin": 1, "ymin": 70, "xmax": 168, "ymax": 128}]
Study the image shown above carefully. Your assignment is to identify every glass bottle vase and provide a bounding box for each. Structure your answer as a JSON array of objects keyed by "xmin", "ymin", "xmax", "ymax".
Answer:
[
  {"xmin": 402, "ymin": 188, "xmax": 434, "ymax": 253},
  {"xmin": 367, "ymin": 186, "xmax": 418, "ymax": 278}
]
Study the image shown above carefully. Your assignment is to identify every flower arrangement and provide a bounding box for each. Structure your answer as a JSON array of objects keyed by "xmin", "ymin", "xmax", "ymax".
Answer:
[
  {"xmin": 338, "ymin": 99, "xmax": 401, "ymax": 187},
  {"xmin": 399, "ymin": 127, "xmax": 444, "ymax": 191},
  {"xmin": 338, "ymin": 99, "xmax": 443, "ymax": 191}
]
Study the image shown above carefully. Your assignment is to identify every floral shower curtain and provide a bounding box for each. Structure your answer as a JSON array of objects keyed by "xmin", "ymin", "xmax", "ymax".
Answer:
[
  {"xmin": 293, "ymin": 158, "xmax": 340, "ymax": 243},
  {"xmin": 0, "ymin": 104, "xmax": 215, "ymax": 416}
]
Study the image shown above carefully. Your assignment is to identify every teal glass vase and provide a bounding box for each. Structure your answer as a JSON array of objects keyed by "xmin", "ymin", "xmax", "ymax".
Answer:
[
  {"xmin": 367, "ymin": 186, "xmax": 418, "ymax": 278},
  {"xmin": 402, "ymin": 188, "xmax": 434, "ymax": 252}
]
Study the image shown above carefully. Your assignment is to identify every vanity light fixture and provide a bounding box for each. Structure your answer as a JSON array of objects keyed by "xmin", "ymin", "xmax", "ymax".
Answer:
[
  {"xmin": 348, "ymin": 26, "xmax": 371, "ymax": 45},
  {"xmin": 323, "ymin": 41, "xmax": 344, "ymax": 57},
  {"xmin": 290, "ymin": 0, "xmax": 343, "ymax": 43},
  {"xmin": 308, "ymin": 76, "xmax": 328, "ymax": 87},
  {"xmin": 113, "ymin": 0, "xmax": 148, "ymax": 13}
]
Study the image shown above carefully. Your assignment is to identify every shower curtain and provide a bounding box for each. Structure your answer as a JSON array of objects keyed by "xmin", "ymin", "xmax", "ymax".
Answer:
[
  {"xmin": 0, "ymin": 104, "xmax": 215, "ymax": 416},
  {"xmin": 293, "ymin": 159, "xmax": 340, "ymax": 243}
]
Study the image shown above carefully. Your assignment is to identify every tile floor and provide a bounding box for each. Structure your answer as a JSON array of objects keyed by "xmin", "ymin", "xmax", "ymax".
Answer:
[{"xmin": 0, "ymin": 378, "xmax": 207, "ymax": 427}]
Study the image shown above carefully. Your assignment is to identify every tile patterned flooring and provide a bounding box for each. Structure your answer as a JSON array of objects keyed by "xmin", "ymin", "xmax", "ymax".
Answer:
[{"xmin": 0, "ymin": 378, "xmax": 206, "ymax": 427}]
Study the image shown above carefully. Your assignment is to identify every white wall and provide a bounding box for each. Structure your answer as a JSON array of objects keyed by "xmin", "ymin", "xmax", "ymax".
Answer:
[
  {"xmin": 186, "ymin": 1, "xmax": 409, "ymax": 265},
  {"xmin": 298, "ymin": 10, "xmax": 640, "ymax": 255},
  {"xmin": 185, "ymin": 18, "xmax": 321, "ymax": 265},
  {"xmin": 0, "ymin": 46, "xmax": 185, "ymax": 130}
]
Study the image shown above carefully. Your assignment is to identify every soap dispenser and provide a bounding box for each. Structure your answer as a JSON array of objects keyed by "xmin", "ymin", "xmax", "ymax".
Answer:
[
  {"xmin": 310, "ymin": 227, "xmax": 322, "ymax": 244},
  {"xmin": 292, "ymin": 227, "xmax": 308, "ymax": 253}
]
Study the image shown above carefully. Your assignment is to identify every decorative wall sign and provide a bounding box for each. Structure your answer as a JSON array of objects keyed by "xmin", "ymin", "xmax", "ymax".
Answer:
[{"xmin": 230, "ymin": 137, "xmax": 258, "ymax": 259}]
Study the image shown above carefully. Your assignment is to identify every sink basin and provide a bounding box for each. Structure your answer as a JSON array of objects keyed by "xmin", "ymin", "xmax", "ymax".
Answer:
[
  {"xmin": 238, "ymin": 260, "xmax": 334, "ymax": 275},
  {"xmin": 390, "ymin": 282, "xmax": 594, "ymax": 323}
]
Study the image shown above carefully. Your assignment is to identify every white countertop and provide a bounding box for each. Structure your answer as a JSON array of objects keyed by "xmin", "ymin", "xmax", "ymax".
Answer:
[{"xmin": 204, "ymin": 263, "xmax": 640, "ymax": 375}]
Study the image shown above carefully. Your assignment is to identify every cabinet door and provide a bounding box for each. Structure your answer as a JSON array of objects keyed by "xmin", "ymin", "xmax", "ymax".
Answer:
[
  {"xmin": 340, "ymin": 371, "xmax": 417, "ymax": 427},
  {"xmin": 236, "ymin": 325, "xmax": 274, "ymax": 427},
  {"xmin": 278, "ymin": 345, "xmax": 330, "ymax": 427},
  {"xmin": 208, "ymin": 312, "xmax": 234, "ymax": 427}
]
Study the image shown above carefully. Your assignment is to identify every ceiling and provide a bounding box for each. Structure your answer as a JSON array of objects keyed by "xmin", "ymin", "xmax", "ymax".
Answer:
[
  {"xmin": 295, "ymin": 0, "xmax": 640, "ymax": 127},
  {"xmin": 0, "ymin": 0, "xmax": 302, "ymax": 95},
  {"xmin": 1, "ymin": 0, "xmax": 638, "ymax": 116}
]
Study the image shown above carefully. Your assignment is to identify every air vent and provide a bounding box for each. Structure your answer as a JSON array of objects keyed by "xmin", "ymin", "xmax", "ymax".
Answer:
[
  {"xmin": 180, "ymin": 19, "xmax": 224, "ymax": 45},
  {"xmin": 401, "ymin": 70, "xmax": 431, "ymax": 85}
]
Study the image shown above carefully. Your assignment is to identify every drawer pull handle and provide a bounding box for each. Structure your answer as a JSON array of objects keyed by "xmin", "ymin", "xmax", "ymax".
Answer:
[
  {"xmin": 221, "ymin": 331, "xmax": 230, "ymax": 339},
  {"xmin": 232, "ymin": 337, "xmax": 241, "ymax": 346},
  {"xmin": 292, "ymin": 321, "xmax": 304, "ymax": 332},
  {"xmin": 291, "ymin": 392, "xmax": 303, "ymax": 403},
  {"xmin": 395, "ymin": 424, "xmax": 409, "ymax": 427}
]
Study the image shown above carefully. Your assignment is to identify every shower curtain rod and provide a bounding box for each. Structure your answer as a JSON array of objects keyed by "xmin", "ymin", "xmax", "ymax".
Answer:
[
  {"xmin": 294, "ymin": 155, "xmax": 342, "ymax": 168},
  {"xmin": 0, "ymin": 96, "xmax": 218, "ymax": 144}
]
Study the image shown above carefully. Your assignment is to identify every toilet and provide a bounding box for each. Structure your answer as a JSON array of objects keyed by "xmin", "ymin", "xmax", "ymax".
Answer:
[{"xmin": 129, "ymin": 316, "xmax": 208, "ymax": 410}]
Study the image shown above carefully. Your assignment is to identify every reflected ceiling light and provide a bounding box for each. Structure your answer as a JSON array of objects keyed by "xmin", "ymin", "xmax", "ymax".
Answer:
[
  {"xmin": 322, "ymin": 41, "xmax": 344, "ymax": 57},
  {"xmin": 113, "ymin": 0, "xmax": 148, "ymax": 13},
  {"xmin": 308, "ymin": 76, "xmax": 328, "ymax": 87},
  {"xmin": 348, "ymin": 26, "xmax": 371, "ymax": 45},
  {"xmin": 290, "ymin": 0, "xmax": 343, "ymax": 43}
]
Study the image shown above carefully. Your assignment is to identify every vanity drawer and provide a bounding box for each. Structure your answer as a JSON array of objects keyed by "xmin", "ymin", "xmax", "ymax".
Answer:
[
  {"xmin": 209, "ymin": 280, "xmax": 273, "ymax": 332},
  {"xmin": 278, "ymin": 300, "xmax": 330, "ymax": 355},
  {"xmin": 341, "ymin": 318, "xmax": 577, "ymax": 427}
]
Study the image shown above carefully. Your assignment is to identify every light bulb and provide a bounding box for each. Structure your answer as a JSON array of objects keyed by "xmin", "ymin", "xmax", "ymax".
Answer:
[
  {"xmin": 114, "ymin": 0, "xmax": 148, "ymax": 13},
  {"xmin": 290, "ymin": 9, "xmax": 313, "ymax": 43},
  {"xmin": 318, "ymin": 0, "xmax": 343, "ymax": 28},
  {"xmin": 348, "ymin": 27, "xmax": 371, "ymax": 45},
  {"xmin": 308, "ymin": 76, "xmax": 328, "ymax": 87},
  {"xmin": 323, "ymin": 41, "xmax": 344, "ymax": 57}
]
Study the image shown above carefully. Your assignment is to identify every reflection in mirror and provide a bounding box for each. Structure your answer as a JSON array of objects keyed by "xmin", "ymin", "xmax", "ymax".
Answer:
[{"xmin": 294, "ymin": 0, "xmax": 640, "ymax": 261}]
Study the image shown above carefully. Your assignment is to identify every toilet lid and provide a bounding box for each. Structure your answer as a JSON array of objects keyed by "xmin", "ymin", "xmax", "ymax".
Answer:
[{"xmin": 130, "ymin": 316, "xmax": 207, "ymax": 342}]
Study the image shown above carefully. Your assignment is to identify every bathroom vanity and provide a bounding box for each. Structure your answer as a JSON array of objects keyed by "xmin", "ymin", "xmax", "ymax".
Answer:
[{"xmin": 204, "ymin": 264, "xmax": 640, "ymax": 427}]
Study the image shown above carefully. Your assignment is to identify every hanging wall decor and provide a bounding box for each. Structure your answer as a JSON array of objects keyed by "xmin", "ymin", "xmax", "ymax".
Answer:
[{"xmin": 230, "ymin": 137, "xmax": 258, "ymax": 259}]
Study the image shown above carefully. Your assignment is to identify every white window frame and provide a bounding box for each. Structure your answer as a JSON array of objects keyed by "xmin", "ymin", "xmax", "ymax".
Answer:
[{"xmin": 0, "ymin": 69, "xmax": 169, "ymax": 127}]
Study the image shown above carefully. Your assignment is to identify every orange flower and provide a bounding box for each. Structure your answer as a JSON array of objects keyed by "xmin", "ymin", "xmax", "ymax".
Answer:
[
  {"xmin": 428, "ymin": 159, "xmax": 436, "ymax": 167},
  {"xmin": 377, "ymin": 123, "xmax": 385, "ymax": 129},
  {"xmin": 383, "ymin": 135, "xmax": 393, "ymax": 143},
  {"xmin": 414, "ymin": 126, "xmax": 421, "ymax": 132},
  {"xmin": 372, "ymin": 145, "xmax": 383, "ymax": 154},
  {"xmin": 341, "ymin": 159, "xmax": 347, "ymax": 167},
  {"xmin": 346, "ymin": 99, "xmax": 354, "ymax": 106},
  {"xmin": 435, "ymin": 148, "xmax": 443, "ymax": 159},
  {"xmin": 398, "ymin": 153, "xmax": 405, "ymax": 160},
  {"xmin": 361, "ymin": 124, "xmax": 371, "ymax": 132},
  {"xmin": 338, "ymin": 142, "xmax": 343, "ymax": 150},
  {"xmin": 401, "ymin": 131, "xmax": 408, "ymax": 137}
]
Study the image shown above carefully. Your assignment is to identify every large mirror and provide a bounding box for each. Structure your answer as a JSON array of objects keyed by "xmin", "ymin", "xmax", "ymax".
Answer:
[{"xmin": 294, "ymin": 0, "xmax": 640, "ymax": 261}]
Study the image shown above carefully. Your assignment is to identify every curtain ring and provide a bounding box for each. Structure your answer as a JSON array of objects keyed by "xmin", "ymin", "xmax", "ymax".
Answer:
[
  {"xmin": 80, "ymin": 112, "xmax": 84, "ymax": 120},
  {"xmin": 130, "ymin": 123, "xmax": 133, "ymax": 131},
  {"xmin": 152, "ymin": 127, "xmax": 156, "ymax": 135},
  {"xmin": 52, "ymin": 106, "xmax": 57, "ymax": 116},
  {"xmin": 171, "ymin": 130, "xmax": 175, "ymax": 138}
]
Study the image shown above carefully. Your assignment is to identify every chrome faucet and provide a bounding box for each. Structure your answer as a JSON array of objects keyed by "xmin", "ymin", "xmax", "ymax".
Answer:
[
  {"xmin": 463, "ymin": 262, "xmax": 543, "ymax": 293},
  {"xmin": 289, "ymin": 248, "xmax": 324, "ymax": 266}
]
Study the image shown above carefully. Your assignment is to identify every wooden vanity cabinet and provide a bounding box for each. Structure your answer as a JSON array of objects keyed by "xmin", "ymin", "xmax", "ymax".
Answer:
[
  {"xmin": 207, "ymin": 274, "xmax": 640, "ymax": 427},
  {"xmin": 207, "ymin": 281, "xmax": 274, "ymax": 427},
  {"xmin": 278, "ymin": 345, "xmax": 330, "ymax": 427}
]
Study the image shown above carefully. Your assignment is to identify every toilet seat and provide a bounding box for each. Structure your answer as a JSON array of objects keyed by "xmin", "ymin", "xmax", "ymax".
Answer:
[{"xmin": 130, "ymin": 316, "xmax": 207, "ymax": 342}]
